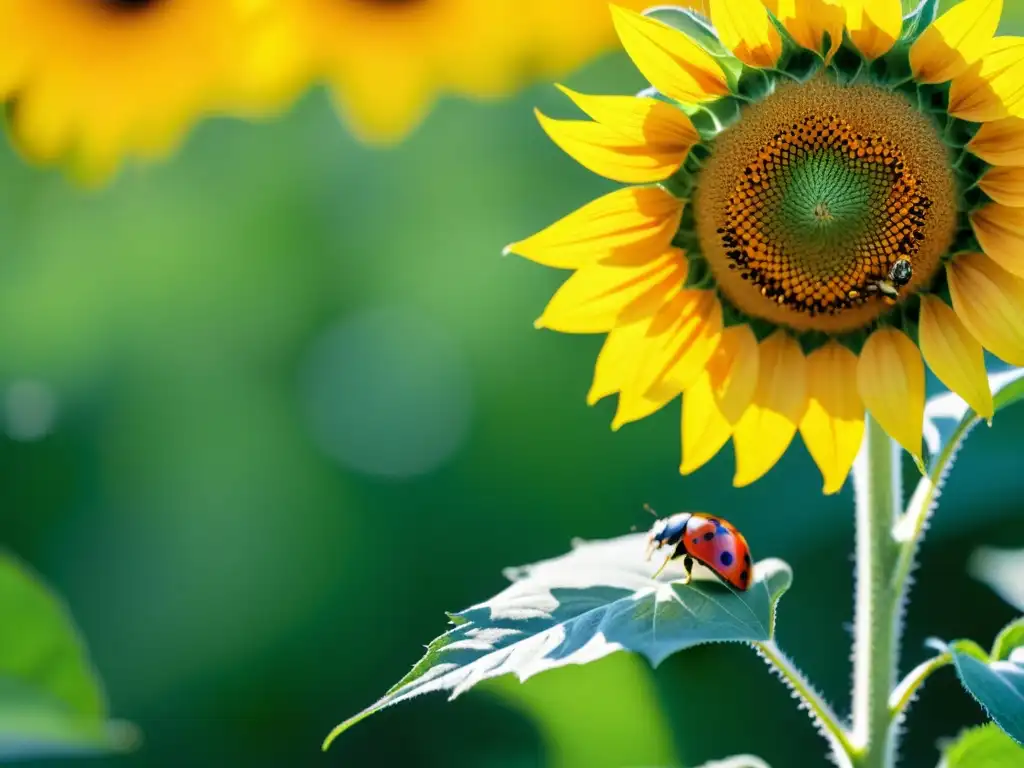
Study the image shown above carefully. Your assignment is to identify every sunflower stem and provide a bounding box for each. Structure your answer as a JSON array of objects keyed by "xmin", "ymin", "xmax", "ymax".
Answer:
[{"xmin": 850, "ymin": 416, "xmax": 903, "ymax": 768}]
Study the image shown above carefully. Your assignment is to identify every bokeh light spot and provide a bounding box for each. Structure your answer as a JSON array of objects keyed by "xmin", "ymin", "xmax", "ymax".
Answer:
[
  {"xmin": 4, "ymin": 380, "xmax": 58, "ymax": 442},
  {"xmin": 301, "ymin": 306, "xmax": 474, "ymax": 479}
]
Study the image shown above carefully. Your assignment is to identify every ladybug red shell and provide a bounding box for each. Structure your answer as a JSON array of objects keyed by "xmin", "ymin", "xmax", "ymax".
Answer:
[{"xmin": 645, "ymin": 511, "xmax": 753, "ymax": 591}]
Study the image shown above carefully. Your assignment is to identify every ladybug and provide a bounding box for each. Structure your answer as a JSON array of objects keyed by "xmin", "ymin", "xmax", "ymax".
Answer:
[{"xmin": 644, "ymin": 507, "xmax": 753, "ymax": 591}]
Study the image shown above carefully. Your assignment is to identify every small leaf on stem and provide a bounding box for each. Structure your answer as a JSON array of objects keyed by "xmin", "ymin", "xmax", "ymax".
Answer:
[
  {"xmin": 939, "ymin": 723, "xmax": 1024, "ymax": 767},
  {"xmin": 323, "ymin": 533, "xmax": 792, "ymax": 750},
  {"xmin": 993, "ymin": 618, "xmax": 1024, "ymax": 663},
  {"xmin": 947, "ymin": 636, "xmax": 1024, "ymax": 747}
]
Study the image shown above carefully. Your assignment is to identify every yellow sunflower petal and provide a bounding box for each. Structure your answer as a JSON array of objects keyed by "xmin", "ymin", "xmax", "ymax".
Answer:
[
  {"xmin": 613, "ymin": 380, "xmax": 680, "ymax": 429},
  {"xmin": 588, "ymin": 292, "xmax": 721, "ymax": 430},
  {"xmin": 918, "ymin": 295, "xmax": 994, "ymax": 420},
  {"xmin": 535, "ymin": 248, "xmax": 688, "ymax": 333},
  {"xmin": 535, "ymin": 110, "xmax": 691, "ymax": 184},
  {"xmin": 841, "ymin": 0, "xmax": 903, "ymax": 60},
  {"xmin": 710, "ymin": 0, "xmax": 783, "ymax": 68},
  {"xmin": 733, "ymin": 331, "xmax": 808, "ymax": 488},
  {"xmin": 857, "ymin": 327, "xmax": 925, "ymax": 460},
  {"xmin": 971, "ymin": 203, "xmax": 1024, "ymax": 278},
  {"xmin": 505, "ymin": 187, "xmax": 684, "ymax": 269},
  {"xmin": 763, "ymin": 0, "xmax": 845, "ymax": 61},
  {"xmin": 609, "ymin": 6, "xmax": 729, "ymax": 104},
  {"xmin": 681, "ymin": 325, "xmax": 759, "ymax": 476},
  {"xmin": 681, "ymin": 373, "xmax": 731, "ymax": 475},
  {"xmin": 8, "ymin": 88, "xmax": 72, "ymax": 165},
  {"xmin": 910, "ymin": 0, "xmax": 1003, "ymax": 84},
  {"xmin": 979, "ymin": 166, "xmax": 1024, "ymax": 207},
  {"xmin": 555, "ymin": 86, "xmax": 699, "ymax": 147},
  {"xmin": 799, "ymin": 342, "xmax": 864, "ymax": 496},
  {"xmin": 969, "ymin": 117, "xmax": 1024, "ymax": 165},
  {"xmin": 947, "ymin": 253, "xmax": 1024, "ymax": 366},
  {"xmin": 629, "ymin": 290, "xmax": 723, "ymax": 401},
  {"xmin": 588, "ymin": 319, "xmax": 652, "ymax": 405},
  {"xmin": 949, "ymin": 37, "xmax": 1024, "ymax": 122}
]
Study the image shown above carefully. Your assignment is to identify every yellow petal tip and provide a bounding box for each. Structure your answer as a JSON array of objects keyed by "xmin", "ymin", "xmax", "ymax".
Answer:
[
  {"xmin": 731, "ymin": 472, "xmax": 754, "ymax": 489},
  {"xmin": 822, "ymin": 481, "xmax": 843, "ymax": 496}
]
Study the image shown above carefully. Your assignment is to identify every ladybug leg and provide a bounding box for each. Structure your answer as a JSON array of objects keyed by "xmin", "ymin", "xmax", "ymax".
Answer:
[
  {"xmin": 681, "ymin": 555, "xmax": 694, "ymax": 585},
  {"xmin": 650, "ymin": 553, "xmax": 674, "ymax": 580}
]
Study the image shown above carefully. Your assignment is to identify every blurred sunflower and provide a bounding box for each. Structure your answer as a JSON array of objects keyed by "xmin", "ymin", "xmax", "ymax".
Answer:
[
  {"xmin": 236, "ymin": 0, "xmax": 681, "ymax": 144},
  {"xmin": 508, "ymin": 0, "xmax": 1024, "ymax": 493},
  {"xmin": 0, "ymin": 0, "xmax": 256, "ymax": 180}
]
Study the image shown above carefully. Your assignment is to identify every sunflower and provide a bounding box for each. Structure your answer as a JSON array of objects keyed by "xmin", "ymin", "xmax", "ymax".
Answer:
[
  {"xmin": 507, "ymin": 0, "xmax": 1024, "ymax": 494},
  {"xmin": 0, "ymin": 0, "xmax": 258, "ymax": 180},
  {"xmin": 237, "ymin": 0, "xmax": 683, "ymax": 144}
]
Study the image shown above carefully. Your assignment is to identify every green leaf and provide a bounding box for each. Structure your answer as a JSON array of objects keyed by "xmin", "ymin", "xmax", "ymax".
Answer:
[
  {"xmin": 323, "ymin": 534, "xmax": 792, "ymax": 750},
  {"xmin": 940, "ymin": 723, "xmax": 1024, "ymax": 767},
  {"xmin": 0, "ymin": 553, "xmax": 138, "ymax": 760},
  {"xmin": 948, "ymin": 639, "xmax": 1024, "ymax": 747},
  {"xmin": 993, "ymin": 618, "xmax": 1024, "ymax": 663}
]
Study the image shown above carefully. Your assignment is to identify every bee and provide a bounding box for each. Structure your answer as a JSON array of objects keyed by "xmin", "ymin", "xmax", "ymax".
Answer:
[{"xmin": 866, "ymin": 258, "xmax": 914, "ymax": 304}]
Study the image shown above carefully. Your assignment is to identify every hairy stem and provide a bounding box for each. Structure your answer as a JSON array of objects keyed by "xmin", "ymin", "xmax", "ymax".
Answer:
[
  {"xmin": 888, "ymin": 652, "xmax": 952, "ymax": 720},
  {"xmin": 851, "ymin": 416, "xmax": 903, "ymax": 768},
  {"xmin": 754, "ymin": 640, "xmax": 855, "ymax": 766},
  {"xmin": 891, "ymin": 418, "xmax": 973, "ymax": 619}
]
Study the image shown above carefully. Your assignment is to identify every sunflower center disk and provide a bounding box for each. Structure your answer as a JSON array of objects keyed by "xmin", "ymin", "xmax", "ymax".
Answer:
[
  {"xmin": 696, "ymin": 80, "xmax": 956, "ymax": 334},
  {"xmin": 722, "ymin": 117, "xmax": 931, "ymax": 317}
]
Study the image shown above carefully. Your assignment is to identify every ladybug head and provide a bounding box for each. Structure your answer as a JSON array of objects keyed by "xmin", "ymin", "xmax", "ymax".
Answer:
[{"xmin": 644, "ymin": 513, "xmax": 691, "ymax": 560}]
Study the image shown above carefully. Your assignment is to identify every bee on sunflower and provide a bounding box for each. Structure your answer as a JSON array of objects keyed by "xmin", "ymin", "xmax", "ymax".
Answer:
[{"xmin": 507, "ymin": 0, "xmax": 1022, "ymax": 494}]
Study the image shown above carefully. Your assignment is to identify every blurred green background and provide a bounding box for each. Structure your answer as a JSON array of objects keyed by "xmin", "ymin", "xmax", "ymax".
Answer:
[{"xmin": 4, "ymin": 6, "xmax": 1024, "ymax": 766}]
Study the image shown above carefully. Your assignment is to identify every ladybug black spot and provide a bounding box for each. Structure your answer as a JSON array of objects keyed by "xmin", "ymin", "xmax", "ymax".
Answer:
[
  {"xmin": 740, "ymin": 570, "xmax": 749, "ymax": 582},
  {"xmin": 692, "ymin": 538, "xmax": 700, "ymax": 545},
  {"xmin": 720, "ymin": 551, "xmax": 734, "ymax": 567},
  {"xmin": 703, "ymin": 531, "xmax": 715, "ymax": 541},
  {"xmin": 744, "ymin": 553, "xmax": 751, "ymax": 566}
]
